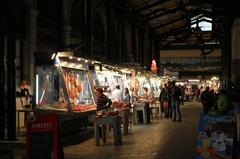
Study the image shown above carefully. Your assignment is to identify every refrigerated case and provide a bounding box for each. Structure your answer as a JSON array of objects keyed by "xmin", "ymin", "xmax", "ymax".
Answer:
[
  {"xmin": 93, "ymin": 66, "xmax": 131, "ymax": 98},
  {"xmin": 34, "ymin": 56, "xmax": 97, "ymax": 139},
  {"xmin": 135, "ymin": 74, "xmax": 152, "ymax": 96},
  {"xmin": 149, "ymin": 76, "xmax": 161, "ymax": 98},
  {"xmin": 35, "ymin": 65, "xmax": 96, "ymax": 113}
]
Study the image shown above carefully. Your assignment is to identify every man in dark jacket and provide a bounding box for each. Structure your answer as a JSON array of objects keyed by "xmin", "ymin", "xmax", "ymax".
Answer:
[
  {"xmin": 171, "ymin": 81, "xmax": 182, "ymax": 122},
  {"xmin": 166, "ymin": 81, "xmax": 172, "ymax": 118},
  {"xmin": 159, "ymin": 84, "xmax": 169, "ymax": 117},
  {"xmin": 200, "ymin": 87, "xmax": 214, "ymax": 114}
]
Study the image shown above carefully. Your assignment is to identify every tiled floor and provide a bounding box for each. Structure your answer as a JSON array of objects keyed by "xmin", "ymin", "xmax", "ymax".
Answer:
[{"xmin": 64, "ymin": 101, "xmax": 202, "ymax": 159}]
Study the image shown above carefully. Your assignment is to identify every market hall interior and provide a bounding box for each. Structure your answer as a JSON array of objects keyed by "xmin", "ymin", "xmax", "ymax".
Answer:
[{"xmin": 1, "ymin": 0, "xmax": 240, "ymax": 158}]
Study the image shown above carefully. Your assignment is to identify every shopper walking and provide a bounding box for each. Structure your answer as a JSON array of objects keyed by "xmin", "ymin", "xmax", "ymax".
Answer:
[
  {"xmin": 200, "ymin": 87, "xmax": 214, "ymax": 114},
  {"xmin": 179, "ymin": 85, "xmax": 185, "ymax": 105},
  {"xmin": 159, "ymin": 84, "xmax": 169, "ymax": 117},
  {"xmin": 194, "ymin": 87, "xmax": 201, "ymax": 102},
  {"xmin": 171, "ymin": 81, "xmax": 182, "ymax": 122},
  {"xmin": 166, "ymin": 81, "xmax": 172, "ymax": 118},
  {"xmin": 185, "ymin": 87, "xmax": 190, "ymax": 102}
]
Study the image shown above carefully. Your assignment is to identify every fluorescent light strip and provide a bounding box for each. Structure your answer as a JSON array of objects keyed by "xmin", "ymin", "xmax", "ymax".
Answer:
[{"xmin": 36, "ymin": 74, "xmax": 39, "ymax": 105}]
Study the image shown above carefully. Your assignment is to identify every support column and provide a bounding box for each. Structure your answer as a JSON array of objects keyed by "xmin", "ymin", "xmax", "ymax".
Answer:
[
  {"xmin": 221, "ymin": 19, "xmax": 232, "ymax": 90},
  {"xmin": 105, "ymin": 2, "xmax": 110, "ymax": 61},
  {"xmin": 118, "ymin": 16, "xmax": 122, "ymax": 63},
  {"xmin": 6, "ymin": 0, "xmax": 17, "ymax": 140},
  {"xmin": 86, "ymin": 0, "xmax": 93, "ymax": 57},
  {"xmin": 148, "ymin": 37, "xmax": 153, "ymax": 70},
  {"xmin": 63, "ymin": 25, "xmax": 72, "ymax": 48},
  {"xmin": 24, "ymin": 0, "xmax": 38, "ymax": 88},
  {"xmin": 62, "ymin": 0, "xmax": 73, "ymax": 48},
  {"xmin": 143, "ymin": 31, "xmax": 150, "ymax": 68},
  {"xmin": 7, "ymin": 28, "xmax": 16, "ymax": 141},
  {"xmin": 231, "ymin": 18, "xmax": 240, "ymax": 84},
  {"xmin": 130, "ymin": 23, "xmax": 136, "ymax": 63},
  {"xmin": 154, "ymin": 40, "xmax": 161, "ymax": 75},
  {"xmin": 0, "ymin": 0, "xmax": 5, "ymax": 140},
  {"xmin": 140, "ymin": 30, "xmax": 145, "ymax": 64}
]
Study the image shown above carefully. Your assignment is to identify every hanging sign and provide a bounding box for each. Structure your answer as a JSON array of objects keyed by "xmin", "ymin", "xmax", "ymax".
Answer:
[
  {"xmin": 151, "ymin": 59, "xmax": 157, "ymax": 72},
  {"xmin": 160, "ymin": 57, "xmax": 221, "ymax": 66}
]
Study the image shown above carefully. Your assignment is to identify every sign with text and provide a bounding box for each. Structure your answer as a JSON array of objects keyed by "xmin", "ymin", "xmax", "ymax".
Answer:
[
  {"xmin": 160, "ymin": 57, "xmax": 221, "ymax": 66},
  {"xmin": 25, "ymin": 112, "xmax": 64, "ymax": 159}
]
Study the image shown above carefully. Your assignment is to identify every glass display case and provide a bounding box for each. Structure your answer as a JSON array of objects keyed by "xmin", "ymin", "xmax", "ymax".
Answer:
[
  {"xmin": 149, "ymin": 76, "xmax": 161, "ymax": 98},
  {"xmin": 94, "ymin": 67, "xmax": 130, "ymax": 98},
  {"xmin": 35, "ymin": 56, "xmax": 96, "ymax": 113},
  {"xmin": 136, "ymin": 74, "xmax": 152, "ymax": 96}
]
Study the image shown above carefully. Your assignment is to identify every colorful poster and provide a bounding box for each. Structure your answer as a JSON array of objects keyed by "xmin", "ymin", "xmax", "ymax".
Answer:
[{"xmin": 196, "ymin": 113, "xmax": 235, "ymax": 159}]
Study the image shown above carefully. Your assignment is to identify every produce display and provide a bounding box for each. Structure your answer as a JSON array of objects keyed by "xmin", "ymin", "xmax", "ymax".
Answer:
[
  {"xmin": 72, "ymin": 104, "xmax": 96, "ymax": 112},
  {"xmin": 112, "ymin": 99, "xmax": 130, "ymax": 109}
]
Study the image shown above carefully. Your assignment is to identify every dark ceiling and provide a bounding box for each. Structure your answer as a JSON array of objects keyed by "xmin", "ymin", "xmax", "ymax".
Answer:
[{"xmin": 126, "ymin": 0, "xmax": 239, "ymax": 49}]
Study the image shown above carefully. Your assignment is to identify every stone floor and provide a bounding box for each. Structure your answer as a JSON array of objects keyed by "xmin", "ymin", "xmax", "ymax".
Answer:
[
  {"xmin": 64, "ymin": 101, "xmax": 202, "ymax": 159},
  {"xmin": 0, "ymin": 101, "xmax": 203, "ymax": 159}
]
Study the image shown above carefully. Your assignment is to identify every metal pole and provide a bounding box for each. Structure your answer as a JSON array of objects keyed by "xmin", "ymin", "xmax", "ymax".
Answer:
[
  {"xmin": 6, "ymin": 0, "xmax": 17, "ymax": 140},
  {"xmin": 0, "ymin": 0, "xmax": 6, "ymax": 140}
]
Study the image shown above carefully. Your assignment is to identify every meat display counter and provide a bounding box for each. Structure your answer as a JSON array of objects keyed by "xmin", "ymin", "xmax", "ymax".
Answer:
[{"xmin": 35, "ymin": 55, "xmax": 97, "ymax": 137}]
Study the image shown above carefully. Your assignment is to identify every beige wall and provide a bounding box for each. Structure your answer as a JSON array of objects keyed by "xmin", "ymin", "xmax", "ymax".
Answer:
[{"xmin": 160, "ymin": 49, "xmax": 221, "ymax": 58}]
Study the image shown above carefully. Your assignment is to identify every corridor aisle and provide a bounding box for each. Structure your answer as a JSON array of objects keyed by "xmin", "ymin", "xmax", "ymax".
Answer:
[{"xmin": 64, "ymin": 102, "xmax": 203, "ymax": 159}]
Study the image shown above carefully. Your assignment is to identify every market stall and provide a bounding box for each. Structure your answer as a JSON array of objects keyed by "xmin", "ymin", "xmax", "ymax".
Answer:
[
  {"xmin": 149, "ymin": 75, "xmax": 161, "ymax": 118},
  {"xmin": 93, "ymin": 65, "xmax": 131, "ymax": 97},
  {"xmin": 130, "ymin": 71, "xmax": 155, "ymax": 124},
  {"xmin": 35, "ymin": 53, "xmax": 96, "ymax": 137},
  {"xmin": 93, "ymin": 65, "xmax": 133, "ymax": 135}
]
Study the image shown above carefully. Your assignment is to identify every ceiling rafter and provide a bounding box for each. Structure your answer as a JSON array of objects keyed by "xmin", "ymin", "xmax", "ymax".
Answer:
[
  {"xmin": 159, "ymin": 27, "xmax": 191, "ymax": 39},
  {"xmin": 124, "ymin": 0, "xmax": 159, "ymax": 39},
  {"xmin": 153, "ymin": 16, "xmax": 185, "ymax": 30},
  {"xmin": 143, "ymin": 8, "xmax": 166, "ymax": 18},
  {"xmin": 191, "ymin": 18, "xmax": 212, "ymax": 25},
  {"xmin": 136, "ymin": 0, "xmax": 170, "ymax": 12},
  {"xmin": 144, "ymin": 7, "xmax": 180, "ymax": 21},
  {"xmin": 187, "ymin": 8, "xmax": 214, "ymax": 19},
  {"xmin": 127, "ymin": 0, "xmax": 238, "ymax": 49}
]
